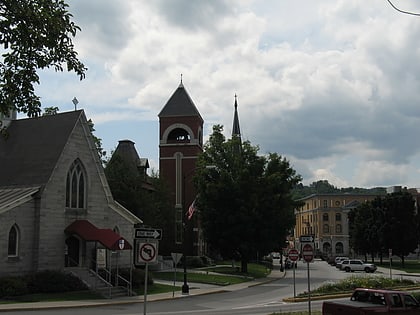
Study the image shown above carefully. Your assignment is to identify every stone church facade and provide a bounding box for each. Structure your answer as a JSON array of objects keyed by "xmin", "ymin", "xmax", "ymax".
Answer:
[{"xmin": 0, "ymin": 110, "xmax": 141, "ymax": 278}]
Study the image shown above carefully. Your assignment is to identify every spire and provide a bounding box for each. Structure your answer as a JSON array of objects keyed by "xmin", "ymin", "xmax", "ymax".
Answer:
[{"xmin": 232, "ymin": 94, "xmax": 241, "ymax": 139}]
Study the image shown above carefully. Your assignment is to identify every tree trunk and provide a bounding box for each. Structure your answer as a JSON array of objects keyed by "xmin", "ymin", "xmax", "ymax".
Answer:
[{"xmin": 241, "ymin": 259, "xmax": 248, "ymax": 273}]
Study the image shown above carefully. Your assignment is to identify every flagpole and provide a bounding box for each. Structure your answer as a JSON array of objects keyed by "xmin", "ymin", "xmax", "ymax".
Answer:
[
  {"xmin": 181, "ymin": 164, "xmax": 217, "ymax": 295},
  {"xmin": 182, "ymin": 172, "xmax": 189, "ymax": 295}
]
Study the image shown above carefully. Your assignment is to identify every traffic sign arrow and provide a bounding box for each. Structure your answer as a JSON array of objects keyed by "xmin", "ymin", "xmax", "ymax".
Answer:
[
  {"xmin": 135, "ymin": 228, "xmax": 162, "ymax": 240},
  {"xmin": 299, "ymin": 235, "xmax": 314, "ymax": 243}
]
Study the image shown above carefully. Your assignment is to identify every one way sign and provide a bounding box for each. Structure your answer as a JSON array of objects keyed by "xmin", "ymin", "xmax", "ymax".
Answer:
[
  {"xmin": 135, "ymin": 228, "xmax": 162, "ymax": 240},
  {"xmin": 299, "ymin": 235, "xmax": 314, "ymax": 243}
]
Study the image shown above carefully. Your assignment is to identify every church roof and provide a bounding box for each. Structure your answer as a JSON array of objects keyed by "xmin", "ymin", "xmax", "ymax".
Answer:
[
  {"xmin": 232, "ymin": 95, "xmax": 241, "ymax": 138},
  {"xmin": 109, "ymin": 139, "xmax": 150, "ymax": 173},
  {"xmin": 158, "ymin": 82, "xmax": 203, "ymax": 120},
  {"xmin": 0, "ymin": 110, "xmax": 84, "ymax": 187}
]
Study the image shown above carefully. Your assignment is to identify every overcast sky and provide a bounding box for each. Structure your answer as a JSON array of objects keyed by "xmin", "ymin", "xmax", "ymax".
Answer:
[{"xmin": 36, "ymin": 0, "xmax": 420, "ymax": 188}]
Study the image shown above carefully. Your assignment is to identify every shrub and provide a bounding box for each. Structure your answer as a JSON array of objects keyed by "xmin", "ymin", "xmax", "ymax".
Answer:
[
  {"xmin": 27, "ymin": 270, "xmax": 87, "ymax": 293},
  {"xmin": 0, "ymin": 276, "xmax": 28, "ymax": 298},
  {"xmin": 186, "ymin": 256, "xmax": 205, "ymax": 268},
  {"xmin": 0, "ymin": 270, "xmax": 87, "ymax": 298},
  {"xmin": 119, "ymin": 268, "xmax": 154, "ymax": 288}
]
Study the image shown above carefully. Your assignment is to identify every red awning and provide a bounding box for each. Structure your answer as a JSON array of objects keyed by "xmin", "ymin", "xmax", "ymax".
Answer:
[{"xmin": 65, "ymin": 220, "xmax": 132, "ymax": 250}]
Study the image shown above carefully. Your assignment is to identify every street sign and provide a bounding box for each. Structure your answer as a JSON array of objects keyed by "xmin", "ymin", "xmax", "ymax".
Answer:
[
  {"xmin": 171, "ymin": 252, "xmax": 183, "ymax": 265},
  {"xmin": 136, "ymin": 241, "xmax": 158, "ymax": 264},
  {"xmin": 135, "ymin": 228, "xmax": 162, "ymax": 240},
  {"xmin": 302, "ymin": 243, "xmax": 314, "ymax": 263},
  {"xmin": 288, "ymin": 249, "xmax": 299, "ymax": 262},
  {"xmin": 299, "ymin": 235, "xmax": 314, "ymax": 243}
]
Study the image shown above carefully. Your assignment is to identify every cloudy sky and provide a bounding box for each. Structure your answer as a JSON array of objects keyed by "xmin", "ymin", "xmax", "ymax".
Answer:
[{"xmin": 35, "ymin": 0, "xmax": 420, "ymax": 188}]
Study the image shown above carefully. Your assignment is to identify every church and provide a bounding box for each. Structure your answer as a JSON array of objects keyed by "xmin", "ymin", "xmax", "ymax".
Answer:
[{"xmin": 0, "ymin": 110, "xmax": 141, "ymax": 278}]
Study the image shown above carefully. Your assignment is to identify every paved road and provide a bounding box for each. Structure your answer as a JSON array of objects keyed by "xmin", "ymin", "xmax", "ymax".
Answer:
[{"xmin": 1, "ymin": 259, "xmax": 415, "ymax": 315}]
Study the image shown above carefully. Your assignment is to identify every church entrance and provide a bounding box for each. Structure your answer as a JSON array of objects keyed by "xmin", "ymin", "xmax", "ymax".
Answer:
[{"xmin": 65, "ymin": 236, "xmax": 80, "ymax": 267}]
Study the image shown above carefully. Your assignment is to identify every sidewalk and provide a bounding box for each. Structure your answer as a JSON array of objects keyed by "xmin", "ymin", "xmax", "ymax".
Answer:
[{"xmin": 0, "ymin": 267, "xmax": 285, "ymax": 312}]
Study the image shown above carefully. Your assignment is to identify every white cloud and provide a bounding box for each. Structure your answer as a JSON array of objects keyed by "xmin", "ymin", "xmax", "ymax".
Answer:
[{"xmin": 33, "ymin": 0, "xmax": 420, "ymax": 188}]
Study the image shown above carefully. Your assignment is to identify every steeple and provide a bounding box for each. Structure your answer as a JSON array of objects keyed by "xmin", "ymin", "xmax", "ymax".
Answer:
[{"xmin": 232, "ymin": 94, "xmax": 241, "ymax": 140}]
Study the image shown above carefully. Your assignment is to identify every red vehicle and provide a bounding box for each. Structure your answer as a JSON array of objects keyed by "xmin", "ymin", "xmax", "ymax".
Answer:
[{"xmin": 322, "ymin": 288, "xmax": 420, "ymax": 314}]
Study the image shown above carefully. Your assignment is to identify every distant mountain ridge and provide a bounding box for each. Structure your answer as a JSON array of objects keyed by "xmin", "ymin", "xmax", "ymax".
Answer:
[{"xmin": 292, "ymin": 180, "xmax": 386, "ymax": 200}]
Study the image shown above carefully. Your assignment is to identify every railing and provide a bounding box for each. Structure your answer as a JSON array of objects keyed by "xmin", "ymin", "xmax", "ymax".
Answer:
[{"xmin": 116, "ymin": 273, "xmax": 132, "ymax": 296}]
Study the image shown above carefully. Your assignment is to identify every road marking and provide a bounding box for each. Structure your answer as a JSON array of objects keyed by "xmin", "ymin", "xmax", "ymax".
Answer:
[{"xmin": 232, "ymin": 300, "xmax": 287, "ymax": 309}]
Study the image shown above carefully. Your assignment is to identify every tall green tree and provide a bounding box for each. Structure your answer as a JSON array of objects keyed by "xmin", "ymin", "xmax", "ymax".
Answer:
[
  {"xmin": 382, "ymin": 192, "xmax": 418, "ymax": 266},
  {"xmin": 349, "ymin": 198, "xmax": 385, "ymax": 262},
  {"xmin": 0, "ymin": 0, "xmax": 87, "ymax": 117},
  {"xmin": 349, "ymin": 192, "xmax": 419, "ymax": 266},
  {"xmin": 195, "ymin": 125, "xmax": 302, "ymax": 272},
  {"xmin": 105, "ymin": 157, "xmax": 175, "ymax": 255}
]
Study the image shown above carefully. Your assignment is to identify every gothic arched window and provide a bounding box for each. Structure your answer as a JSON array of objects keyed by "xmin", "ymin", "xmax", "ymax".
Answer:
[
  {"xmin": 66, "ymin": 159, "xmax": 87, "ymax": 209},
  {"xmin": 8, "ymin": 225, "xmax": 19, "ymax": 257}
]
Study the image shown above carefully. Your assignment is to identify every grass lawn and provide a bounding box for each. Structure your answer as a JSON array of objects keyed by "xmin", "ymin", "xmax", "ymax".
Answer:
[
  {"xmin": 152, "ymin": 262, "xmax": 270, "ymax": 286},
  {"xmin": 377, "ymin": 259, "xmax": 420, "ymax": 273},
  {"xmin": 0, "ymin": 290, "xmax": 103, "ymax": 304}
]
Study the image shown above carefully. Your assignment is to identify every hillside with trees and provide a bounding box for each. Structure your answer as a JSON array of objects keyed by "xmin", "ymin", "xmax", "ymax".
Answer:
[{"xmin": 292, "ymin": 180, "xmax": 386, "ymax": 199}]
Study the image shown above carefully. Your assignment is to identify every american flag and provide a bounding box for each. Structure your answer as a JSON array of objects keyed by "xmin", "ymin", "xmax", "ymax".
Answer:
[{"xmin": 186, "ymin": 199, "xmax": 196, "ymax": 220}]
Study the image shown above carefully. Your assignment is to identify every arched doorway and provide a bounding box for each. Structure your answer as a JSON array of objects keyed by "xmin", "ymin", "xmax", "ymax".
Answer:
[{"xmin": 65, "ymin": 236, "xmax": 80, "ymax": 267}]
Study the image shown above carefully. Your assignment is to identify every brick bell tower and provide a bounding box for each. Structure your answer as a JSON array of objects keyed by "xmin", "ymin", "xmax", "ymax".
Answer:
[{"xmin": 158, "ymin": 79, "xmax": 203, "ymax": 256}]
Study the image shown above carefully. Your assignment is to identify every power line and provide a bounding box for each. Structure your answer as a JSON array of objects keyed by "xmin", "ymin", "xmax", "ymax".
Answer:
[{"xmin": 387, "ymin": 0, "xmax": 420, "ymax": 16}]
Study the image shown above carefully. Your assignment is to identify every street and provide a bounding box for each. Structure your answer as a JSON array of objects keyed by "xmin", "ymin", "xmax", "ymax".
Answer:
[{"xmin": 3, "ymin": 259, "xmax": 391, "ymax": 315}]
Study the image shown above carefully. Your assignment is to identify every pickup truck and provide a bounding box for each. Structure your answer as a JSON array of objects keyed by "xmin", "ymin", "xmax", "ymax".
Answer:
[{"xmin": 322, "ymin": 288, "xmax": 420, "ymax": 314}]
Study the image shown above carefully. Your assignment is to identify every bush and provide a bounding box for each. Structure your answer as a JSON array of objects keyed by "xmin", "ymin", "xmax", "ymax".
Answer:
[
  {"xmin": 27, "ymin": 270, "xmax": 87, "ymax": 293},
  {"xmin": 0, "ymin": 276, "xmax": 28, "ymax": 298},
  {"xmin": 0, "ymin": 270, "xmax": 87, "ymax": 298},
  {"xmin": 118, "ymin": 268, "xmax": 154, "ymax": 288},
  {"xmin": 186, "ymin": 256, "xmax": 205, "ymax": 268}
]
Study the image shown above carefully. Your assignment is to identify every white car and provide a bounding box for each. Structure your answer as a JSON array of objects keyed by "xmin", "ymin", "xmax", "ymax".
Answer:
[{"xmin": 340, "ymin": 259, "xmax": 377, "ymax": 273}]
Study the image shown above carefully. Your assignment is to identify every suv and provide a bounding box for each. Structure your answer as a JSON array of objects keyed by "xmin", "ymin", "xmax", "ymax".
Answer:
[
  {"xmin": 334, "ymin": 256, "xmax": 349, "ymax": 268},
  {"xmin": 340, "ymin": 259, "xmax": 377, "ymax": 273}
]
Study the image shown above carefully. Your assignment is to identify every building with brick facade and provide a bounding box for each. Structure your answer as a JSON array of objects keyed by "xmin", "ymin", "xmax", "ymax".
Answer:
[
  {"xmin": 294, "ymin": 193, "xmax": 379, "ymax": 257},
  {"xmin": 158, "ymin": 81, "xmax": 204, "ymax": 256}
]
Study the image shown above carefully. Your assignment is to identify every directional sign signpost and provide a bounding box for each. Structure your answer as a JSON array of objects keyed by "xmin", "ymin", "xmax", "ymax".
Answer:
[
  {"xmin": 288, "ymin": 248, "xmax": 299, "ymax": 298},
  {"xmin": 135, "ymin": 228, "xmax": 162, "ymax": 240},
  {"xmin": 302, "ymin": 243, "xmax": 314, "ymax": 315},
  {"xmin": 134, "ymin": 228, "xmax": 162, "ymax": 315},
  {"xmin": 300, "ymin": 235, "xmax": 315, "ymax": 243}
]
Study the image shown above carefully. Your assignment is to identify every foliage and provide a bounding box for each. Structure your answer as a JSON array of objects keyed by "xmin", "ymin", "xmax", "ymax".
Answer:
[
  {"xmin": 195, "ymin": 125, "xmax": 302, "ymax": 272},
  {"xmin": 0, "ymin": 270, "xmax": 87, "ymax": 298},
  {"xmin": 105, "ymin": 155, "xmax": 175, "ymax": 255},
  {"xmin": 0, "ymin": 0, "xmax": 87, "ymax": 117},
  {"xmin": 299, "ymin": 275, "xmax": 417, "ymax": 297},
  {"xmin": 292, "ymin": 180, "xmax": 386, "ymax": 199},
  {"xmin": 349, "ymin": 192, "xmax": 419, "ymax": 264},
  {"xmin": 42, "ymin": 106, "xmax": 59, "ymax": 116}
]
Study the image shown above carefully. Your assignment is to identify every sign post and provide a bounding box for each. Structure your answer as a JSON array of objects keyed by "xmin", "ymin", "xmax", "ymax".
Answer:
[
  {"xmin": 134, "ymin": 227, "xmax": 162, "ymax": 315},
  {"xmin": 302, "ymin": 243, "xmax": 314, "ymax": 315},
  {"xmin": 288, "ymin": 248, "xmax": 299, "ymax": 298},
  {"xmin": 171, "ymin": 252, "xmax": 183, "ymax": 297},
  {"xmin": 389, "ymin": 248, "xmax": 392, "ymax": 279}
]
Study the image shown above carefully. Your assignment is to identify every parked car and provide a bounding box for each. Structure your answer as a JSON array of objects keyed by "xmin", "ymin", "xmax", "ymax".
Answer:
[
  {"xmin": 340, "ymin": 259, "xmax": 377, "ymax": 273},
  {"xmin": 323, "ymin": 288, "xmax": 420, "ymax": 314},
  {"xmin": 334, "ymin": 256, "xmax": 349, "ymax": 268}
]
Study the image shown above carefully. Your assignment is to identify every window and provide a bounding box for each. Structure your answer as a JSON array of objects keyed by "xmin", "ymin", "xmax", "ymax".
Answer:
[
  {"xmin": 8, "ymin": 225, "xmax": 19, "ymax": 257},
  {"xmin": 323, "ymin": 213, "xmax": 329, "ymax": 221},
  {"xmin": 336, "ymin": 213, "xmax": 341, "ymax": 221},
  {"xmin": 336, "ymin": 224, "xmax": 342, "ymax": 233},
  {"xmin": 323, "ymin": 224, "xmax": 329, "ymax": 233},
  {"xmin": 335, "ymin": 242, "xmax": 343, "ymax": 254},
  {"xmin": 66, "ymin": 159, "xmax": 86, "ymax": 209},
  {"xmin": 323, "ymin": 200, "xmax": 328, "ymax": 208}
]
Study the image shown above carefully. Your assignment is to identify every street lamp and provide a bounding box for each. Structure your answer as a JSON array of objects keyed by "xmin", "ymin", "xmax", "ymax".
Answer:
[{"xmin": 182, "ymin": 164, "xmax": 217, "ymax": 295}]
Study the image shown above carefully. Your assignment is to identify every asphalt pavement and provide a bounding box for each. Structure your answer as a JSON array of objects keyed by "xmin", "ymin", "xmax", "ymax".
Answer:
[{"xmin": 0, "ymin": 266, "xmax": 285, "ymax": 312}]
